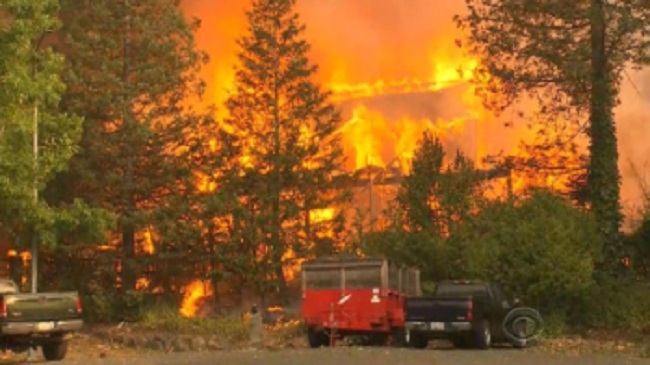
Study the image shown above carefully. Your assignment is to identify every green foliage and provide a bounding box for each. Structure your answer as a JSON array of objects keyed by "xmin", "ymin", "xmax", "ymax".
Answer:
[
  {"xmin": 626, "ymin": 210, "xmax": 650, "ymax": 278},
  {"xmin": 52, "ymin": 0, "xmax": 208, "ymax": 290},
  {"xmin": 396, "ymin": 131, "xmax": 483, "ymax": 234},
  {"xmin": 140, "ymin": 307, "xmax": 248, "ymax": 342},
  {"xmin": 455, "ymin": 1, "xmax": 650, "ymax": 265},
  {"xmin": 365, "ymin": 131, "xmax": 484, "ymax": 285},
  {"xmin": 451, "ymin": 190, "xmax": 602, "ymax": 315},
  {"xmin": 201, "ymin": 0, "xmax": 352, "ymax": 297},
  {"xmin": 364, "ymin": 231, "xmax": 454, "ymax": 287},
  {"xmin": 0, "ymin": 0, "xmax": 101, "ymax": 248},
  {"xmin": 574, "ymin": 279, "xmax": 650, "ymax": 331}
]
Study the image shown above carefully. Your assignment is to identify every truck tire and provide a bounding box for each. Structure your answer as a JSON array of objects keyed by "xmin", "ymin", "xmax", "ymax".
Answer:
[
  {"xmin": 42, "ymin": 340, "xmax": 68, "ymax": 361},
  {"xmin": 409, "ymin": 333, "xmax": 428, "ymax": 349},
  {"xmin": 451, "ymin": 335, "xmax": 471, "ymax": 349},
  {"xmin": 474, "ymin": 320, "xmax": 492, "ymax": 350},
  {"xmin": 307, "ymin": 329, "xmax": 328, "ymax": 348}
]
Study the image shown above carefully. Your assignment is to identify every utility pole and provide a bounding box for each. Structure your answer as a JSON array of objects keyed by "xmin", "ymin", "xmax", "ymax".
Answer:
[
  {"xmin": 31, "ymin": 104, "xmax": 38, "ymax": 294},
  {"xmin": 28, "ymin": 37, "xmax": 42, "ymax": 361}
]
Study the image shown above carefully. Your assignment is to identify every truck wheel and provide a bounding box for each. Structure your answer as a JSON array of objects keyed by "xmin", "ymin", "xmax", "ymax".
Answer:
[
  {"xmin": 307, "ymin": 329, "xmax": 327, "ymax": 348},
  {"xmin": 451, "ymin": 335, "xmax": 470, "ymax": 349},
  {"xmin": 474, "ymin": 320, "xmax": 492, "ymax": 350},
  {"xmin": 409, "ymin": 333, "xmax": 428, "ymax": 349},
  {"xmin": 42, "ymin": 340, "xmax": 68, "ymax": 361}
]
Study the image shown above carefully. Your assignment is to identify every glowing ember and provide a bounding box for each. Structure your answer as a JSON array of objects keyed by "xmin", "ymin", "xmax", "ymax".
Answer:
[
  {"xmin": 142, "ymin": 228, "xmax": 155, "ymax": 255},
  {"xmin": 136, "ymin": 278, "xmax": 150, "ymax": 290}
]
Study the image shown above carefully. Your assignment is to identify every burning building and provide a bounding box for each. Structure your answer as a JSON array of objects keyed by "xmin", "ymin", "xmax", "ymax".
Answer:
[{"xmin": 175, "ymin": 0, "xmax": 650, "ymax": 316}]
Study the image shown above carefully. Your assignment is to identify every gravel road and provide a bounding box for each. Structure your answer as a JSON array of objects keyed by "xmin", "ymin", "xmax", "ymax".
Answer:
[{"xmin": 25, "ymin": 347, "xmax": 649, "ymax": 365}]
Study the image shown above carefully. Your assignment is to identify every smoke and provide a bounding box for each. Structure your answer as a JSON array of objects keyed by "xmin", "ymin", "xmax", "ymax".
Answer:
[
  {"xmin": 617, "ymin": 69, "xmax": 650, "ymax": 225},
  {"xmin": 182, "ymin": 0, "xmax": 650, "ymax": 221}
]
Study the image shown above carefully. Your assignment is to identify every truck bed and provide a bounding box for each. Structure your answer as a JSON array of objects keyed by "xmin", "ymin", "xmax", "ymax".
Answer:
[{"xmin": 0, "ymin": 292, "xmax": 83, "ymax": 335}]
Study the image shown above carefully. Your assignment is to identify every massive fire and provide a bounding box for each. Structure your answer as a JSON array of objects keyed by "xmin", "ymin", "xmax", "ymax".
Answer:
[{"xmin": 175, "ymin": 0, "xmax": 616, "ymax": 316}]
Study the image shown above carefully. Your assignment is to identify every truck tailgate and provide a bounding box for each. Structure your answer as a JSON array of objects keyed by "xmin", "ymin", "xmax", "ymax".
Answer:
[
  {"xmin": 405, "ymin": 297, "xmax": 471, "ymax": 322},
  {"xmin": 3, "ymin": 292, "xmax": 80, "ymax": 321}
]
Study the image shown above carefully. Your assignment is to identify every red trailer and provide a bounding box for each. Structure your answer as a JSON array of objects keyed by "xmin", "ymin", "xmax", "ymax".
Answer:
[{"xmin": 300, "ymin": 256, "xmax": 421, "ymax": 347}]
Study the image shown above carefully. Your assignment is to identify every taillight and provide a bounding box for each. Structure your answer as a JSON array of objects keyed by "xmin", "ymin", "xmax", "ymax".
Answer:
[
  {"xmin": 0, "ymin": 299, "xmax": 6, "ymax": 318},
  {"xmin": 75, "ymin": 296, "xmax": 83, "ymax": 314},
  {"xmin": 466, "ymin": 300, "xmax": 473, "ymax": 321}
]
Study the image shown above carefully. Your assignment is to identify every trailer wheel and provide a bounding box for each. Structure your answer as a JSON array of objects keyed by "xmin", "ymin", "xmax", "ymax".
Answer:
[
  {"xmin": 390, "ymin": 328, "xmax": 406, "ymax": 347},
  {"xmin": 307, "ymin": 329, "xmax": 328, "ymax": 348},
  {"xmin": 42, "ymin": 340, "xmax": 68, "ymax": 361},
  {"xmin": 474, "ymin": 320, "xmax": 492, "ymax": 350}
]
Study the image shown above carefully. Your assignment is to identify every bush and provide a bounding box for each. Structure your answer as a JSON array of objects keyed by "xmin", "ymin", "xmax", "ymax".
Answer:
[
  {"xmin": 363, "ymin": 230, "xmax": 455, "ymax": 286},
  {"xmin": 81, "ymin": 288, "xmax": 161, "ymax": 323},
  {"xmin": 140, "ymin": 306, "xmax": 249, "ymax": 343},
  {"xmin": 450, "ymin": 190, "xmax": 602, "ymax": 319},
  {"xmin": 572, "ymin": 279, "xmax": 650, "ymax": 331}
]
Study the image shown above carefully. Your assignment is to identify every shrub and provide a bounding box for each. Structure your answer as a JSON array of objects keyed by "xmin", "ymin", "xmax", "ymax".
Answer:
[
  {"xmin": 140, "ymin": 306, "xmax": 249, "ymax": 343},
  {"xmin": 572, "ymin": 279, "xmax": 650, "ymax": 331},
  {"xmin": 450, "ymin": 190, "xmax": 602, "ymax": 318}
]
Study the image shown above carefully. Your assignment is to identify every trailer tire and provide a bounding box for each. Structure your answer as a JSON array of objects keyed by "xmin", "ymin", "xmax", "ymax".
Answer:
[
  {"xmin": 307, "ymin": 330, "xmax": 328, "ymax": 348},
  {"xmin": 474, "ymin": 320, "xmax": 492, "ymax": 350},
  {"xmin": 390, "ymin": 328, "xmax": 406, "ymax": 347},
  {"xmin": 42, "ymin": 340, "xmax": 68, "ymax": 361}
]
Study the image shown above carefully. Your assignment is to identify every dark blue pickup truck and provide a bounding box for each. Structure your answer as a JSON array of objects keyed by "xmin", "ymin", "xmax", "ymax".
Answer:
[{"xmin": 404, "ymin": 280, "xmax": 521, "ymax": 349}]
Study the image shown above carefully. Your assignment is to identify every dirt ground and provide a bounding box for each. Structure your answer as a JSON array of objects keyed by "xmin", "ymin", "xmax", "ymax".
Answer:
[
  {"xmin": 15, "ymin": 347, "xmax": 650, "ymax": 365},
  {"xmin": 0, "ymin": 329, "xmax": 647, "ymax": 364}
]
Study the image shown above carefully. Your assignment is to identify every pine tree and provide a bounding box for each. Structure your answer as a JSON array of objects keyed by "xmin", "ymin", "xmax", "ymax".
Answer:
[
  {"xmin": 216, "ymin": 0, "xmax": 350, "ymax": 299},
  {"xmin": 396, "ymin": 131, "xmax": 482, "ymax": 236},
  {"xmin": 50, "ymin": 0, "xmax": 207, "ymax": 291},
  {"xmin": 455, "ymin": 0, "xmax": 650, "ymax": 271}
]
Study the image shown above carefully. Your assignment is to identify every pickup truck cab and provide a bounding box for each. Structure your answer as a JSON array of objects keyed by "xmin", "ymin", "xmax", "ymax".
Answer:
[
  {"xmin": 0, "ymin": 279, "xmax": 83, "ymax": 361},
  {"xmin": 404, "ymin": 280, "xmax": 516, "ymax": 349}
]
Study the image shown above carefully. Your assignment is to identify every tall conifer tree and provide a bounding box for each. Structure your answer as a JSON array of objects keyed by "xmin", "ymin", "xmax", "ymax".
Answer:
[
  {"xmin": 52, "ymin": 0, "xmax": 207, "ymax": 290},
  {"xmin": 216, "ymin": 0, "xmax": 350, "ymax": 297}
]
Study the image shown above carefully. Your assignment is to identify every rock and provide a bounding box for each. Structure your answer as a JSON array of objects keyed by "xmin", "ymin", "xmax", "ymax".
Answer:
[
  {"xmin": 207, "ymin": 336, "xmax": 224, "ymax": 351},
  {"xmin": 123, "ymin": 335, "xmax": 137, "ymax": 348},
  {"xmin": 148, "ymin": 334, "xmax": 172, "ymax": 351},
  {"xmin": 190, "ymin": 336, "xmax": 207, "ymax": 351},
  {"xmin": 172, "ymin": 336, "xmax": 192, "ymax": 352},
  {"xmin": 147, "ymin": 338, "xmax": 167, "ymax": 351},
  {"xmin": 110, "ymin": 333, "xmax": 122, "ymax": 344}
]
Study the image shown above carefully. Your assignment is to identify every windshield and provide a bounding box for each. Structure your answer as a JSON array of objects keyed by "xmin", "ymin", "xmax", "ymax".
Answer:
[{"xmin": 435, "ymin": 283, "xmax": 488, "ymax": 298}]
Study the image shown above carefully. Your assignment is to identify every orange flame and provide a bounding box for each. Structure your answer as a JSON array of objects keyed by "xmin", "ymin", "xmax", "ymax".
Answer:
[
  {"xmin": 178, "ymin": 1, "xmax": 590, "ymax": 310},
  {"xmin": 179, "ymin": 280, "xmax": 212, "ymax": 318}
]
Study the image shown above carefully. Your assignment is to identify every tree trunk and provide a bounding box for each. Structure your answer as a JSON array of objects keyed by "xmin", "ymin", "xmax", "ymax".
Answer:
[
  {"xmin": 271, "ymin": 28, "xmax": 286, "ymax": 301},
  {"xmin": 589, "ymin": 0, "xmax": 623, "ymax": 272},
  {"xmin": 121, "ymin": 221, "xmax": 136, "ymax": 291},
  {"xmin": 121, "ymin": 0, "xmax": 137, "ymax": 292}
]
